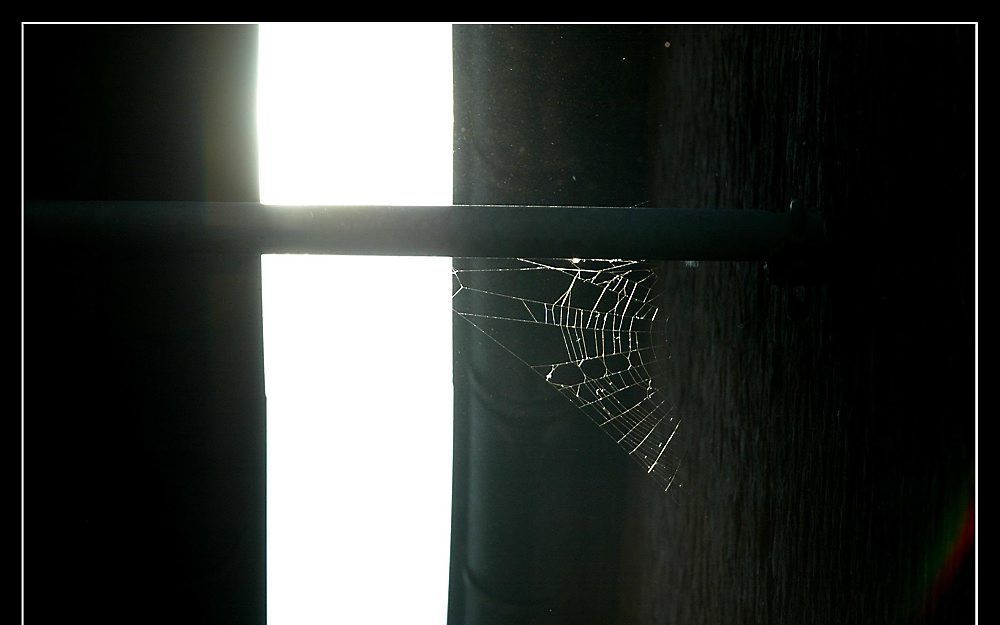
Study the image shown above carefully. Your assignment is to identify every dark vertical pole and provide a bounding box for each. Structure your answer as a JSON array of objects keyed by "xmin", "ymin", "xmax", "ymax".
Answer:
[{"xmin": 450, "ymin": 25, "xmax": 657, "ymax": 625}]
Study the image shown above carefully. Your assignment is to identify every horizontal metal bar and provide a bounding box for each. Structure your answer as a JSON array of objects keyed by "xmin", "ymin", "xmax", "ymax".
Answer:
[{"xmin": 25, "ymin": 201, "xmax": 821, "ymax": 260}]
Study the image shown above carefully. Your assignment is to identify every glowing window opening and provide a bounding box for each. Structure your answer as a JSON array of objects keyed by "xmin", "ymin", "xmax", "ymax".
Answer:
[{"xmin": 259, "ymin": 23, "xmax": 453, "ymax": 625}]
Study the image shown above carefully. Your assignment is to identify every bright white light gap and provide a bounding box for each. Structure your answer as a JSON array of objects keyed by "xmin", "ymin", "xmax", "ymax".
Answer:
[{"xmin": 258, "ymin": 23, "xmax": 453, "ymax": 625}]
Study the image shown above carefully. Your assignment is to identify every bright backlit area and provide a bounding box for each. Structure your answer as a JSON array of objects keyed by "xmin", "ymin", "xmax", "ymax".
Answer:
[
  {"xmin": 257, "ymin": 23, "xmax": 452, "ymax": 206},
  {"xmin": 258, "ymin": 24, "xmax": 453, "ymax": 625}
]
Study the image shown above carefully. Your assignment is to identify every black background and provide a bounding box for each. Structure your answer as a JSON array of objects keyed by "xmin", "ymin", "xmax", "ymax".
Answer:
[{"xmin": 25, "ymin": 25, "xmax": 264, "ymax": 623}]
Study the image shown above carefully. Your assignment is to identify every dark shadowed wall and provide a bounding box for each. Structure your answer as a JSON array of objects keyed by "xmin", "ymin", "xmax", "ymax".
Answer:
[{"xmin": 25, "ymin": 25, "xmax": 265, "ymax": 624}]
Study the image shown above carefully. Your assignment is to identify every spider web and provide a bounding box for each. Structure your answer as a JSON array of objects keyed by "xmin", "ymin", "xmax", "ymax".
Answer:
[{"xmin": 452, "ymin": 257, "xmax": 683, "ymax": 493}]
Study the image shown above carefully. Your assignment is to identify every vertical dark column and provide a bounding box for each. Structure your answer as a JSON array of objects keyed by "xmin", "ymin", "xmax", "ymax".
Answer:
[
  {"xmin": 449, "ymin": 25, "xmax": 657, "ymax": 625},
  {"xmin": 24, "ymin": 26, "xmax": 265, "ymax": 624}
]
